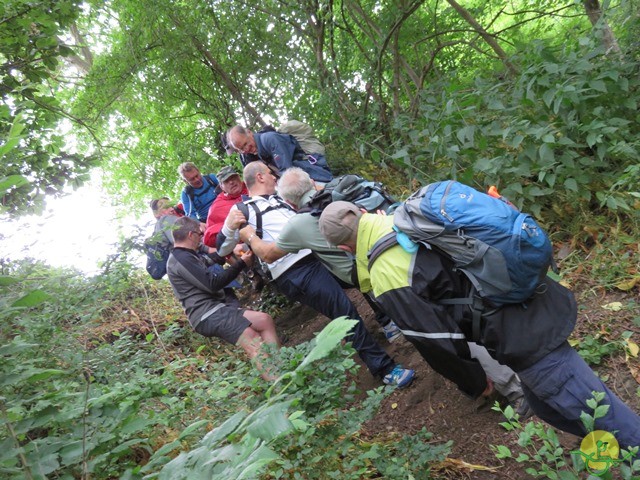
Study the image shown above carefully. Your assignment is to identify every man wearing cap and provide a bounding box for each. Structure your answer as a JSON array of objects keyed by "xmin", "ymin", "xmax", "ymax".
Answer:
[
  {"xmin": 203, "ymin": 166, "xmax": 249, "ymax": 248},
  {"xmin": 216, "ymin": 161, "xmax": 415, "ymax": 388},
  {"xmin": 178, "ymin": 162, "xmax": 220, "ymax": 224},
  {"xmin": 318, "ymin": 201, "xmax": 640, "ymax": 450},
  {"xmin": 238, "ymin": 167, "xmax": 530, "ymax": 412}
]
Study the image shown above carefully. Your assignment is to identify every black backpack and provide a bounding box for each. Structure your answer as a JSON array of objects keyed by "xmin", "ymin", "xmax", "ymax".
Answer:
[
  {"xmin": 144, "ymin": 240, "xmax": 171, "ymax": 280},
  {"xmin": 299, "ymin": 174, "xmax": 398, "ymax": 216}
]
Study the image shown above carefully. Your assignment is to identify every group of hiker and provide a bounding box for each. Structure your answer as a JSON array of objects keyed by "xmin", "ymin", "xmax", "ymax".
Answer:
[{"xmin": 146, "ymin": 122, "xmax": 640, "ymax": 451}]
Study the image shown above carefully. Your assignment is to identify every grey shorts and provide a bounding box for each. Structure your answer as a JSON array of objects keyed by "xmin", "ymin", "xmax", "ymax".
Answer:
[{"xmin": 194, "ymin": 306, "xmax": 251, "ymax": 344}]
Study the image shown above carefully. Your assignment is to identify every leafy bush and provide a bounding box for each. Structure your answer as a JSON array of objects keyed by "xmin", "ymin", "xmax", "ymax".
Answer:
[
  {"xmin": 391, "ymin": 33, "xmax": 640, "ymax": 224},
  {"xmin": 492, "ymin": 392, "xmax": 640, "ymax": 479},
  {"xmin": 1, "ymin": 262, "xmax": 450, "ymax": 479}
]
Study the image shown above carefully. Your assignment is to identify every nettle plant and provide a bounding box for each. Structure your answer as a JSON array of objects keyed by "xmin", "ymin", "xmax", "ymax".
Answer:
[{"xmin": 492, "ymin": 392, "xmax": 640, "ymax": 479}]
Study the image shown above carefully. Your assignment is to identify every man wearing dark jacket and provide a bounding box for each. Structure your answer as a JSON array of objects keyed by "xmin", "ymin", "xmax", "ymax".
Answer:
[
  {"xmin": 318, "ymin": 201, "xmax": 640, "ymax": 450},
  {"xmin": 227, "ymin": 125, "xmax": 333, "ymax": 183},
  {"xmin": 167, "ymin": 216, "xmax": 279, "ymax": 380}
]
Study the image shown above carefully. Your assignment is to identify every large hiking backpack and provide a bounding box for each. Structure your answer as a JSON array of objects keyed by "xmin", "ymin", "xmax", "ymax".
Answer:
[
  {"xmin": 144, "ymin": 240, "xmax": 171, "ymax": 280},
  {"xmin": 300, "ymin": 174, "xmax": 398, "ymax": 216},
  {"xmin": 368, "ymin": 180, "xmax": 554, "ymax": 306},
  {"xmin": 279, "ymin": 120, "xmax": 325, "ymax": 156}
]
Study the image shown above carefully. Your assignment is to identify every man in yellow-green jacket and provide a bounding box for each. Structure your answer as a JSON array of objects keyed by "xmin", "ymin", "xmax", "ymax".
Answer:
[{"xmin": 318, "ymin": 201, "xmax": 640, "ymax": 450}]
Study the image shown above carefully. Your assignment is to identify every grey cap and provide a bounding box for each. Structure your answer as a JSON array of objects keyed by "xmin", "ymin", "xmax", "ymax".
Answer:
[{"xmin": 318, "ymin": 201, "xmax": 362, "ymax": 245}]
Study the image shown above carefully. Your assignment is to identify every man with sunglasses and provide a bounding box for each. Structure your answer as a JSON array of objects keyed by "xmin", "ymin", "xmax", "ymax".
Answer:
[{"xmin": 167, "ymin": 216, "xmax": 279, "ymax": 380}]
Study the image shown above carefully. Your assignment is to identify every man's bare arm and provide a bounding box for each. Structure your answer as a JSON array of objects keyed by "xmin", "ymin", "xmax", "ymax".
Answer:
[{"xmin": 240, "ymin": 225, "xmax": 287, "ymax": 263}]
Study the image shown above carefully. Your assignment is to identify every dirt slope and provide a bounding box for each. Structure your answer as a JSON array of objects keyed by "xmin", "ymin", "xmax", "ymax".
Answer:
[{"xmin": 275, "ymin": 288, "xmax": 640, "ymax": 479}]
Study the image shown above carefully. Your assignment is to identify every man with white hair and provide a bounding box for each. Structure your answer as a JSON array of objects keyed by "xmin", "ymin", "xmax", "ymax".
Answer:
[{"xmin": 216, "ymin": 162, "xmax": 415, "ymax": 388}]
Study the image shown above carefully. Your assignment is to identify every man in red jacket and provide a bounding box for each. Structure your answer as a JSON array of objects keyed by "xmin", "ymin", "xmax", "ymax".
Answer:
[{"xmin": 203, "ymin": 166, "xmax": 249, "ymax": 247}]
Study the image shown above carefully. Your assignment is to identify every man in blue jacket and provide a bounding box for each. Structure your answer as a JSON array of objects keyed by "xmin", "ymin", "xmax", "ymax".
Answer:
[
  {"xmin": 227, "ymin": 125, "xmax": 333, "ymax": 184},
  {"xmin": 178, "ymin": 162, "xmax": 220, "ymax": 224}
]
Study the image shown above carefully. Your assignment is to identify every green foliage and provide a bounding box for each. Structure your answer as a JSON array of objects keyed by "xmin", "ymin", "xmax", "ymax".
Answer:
[
  {"xmin": 0, "ymin": 262, "xmax": 450, "ymax": 479},
  {"xmin": 391, "ymin": 35, "xmax": 640, "ymax": 225},
  {"xmin": 58, "ymin": 0, "xmax": 640, "ymax": 216},
  {"xmin": 574, "ymin": 334, "xmax": 621, "ymax": 365},
  {"xmin": 0, "ymin": 260, "xmax": 247, "ymax": 478},
  {"xmin": 139, "ymin": 318, "xmax": 450, "ymax": 479},
  {"xmin": 492, "ymin": 393, "xmax": 640, "ymax": 479},
  {"xmin": 0, "ymin": 0, "xmax": 99, "ymax": 216}
]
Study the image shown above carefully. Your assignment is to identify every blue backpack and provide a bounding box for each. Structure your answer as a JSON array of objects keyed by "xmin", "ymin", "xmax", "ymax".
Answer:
[
  {"xmin": 368, "ymin": 180, "xmax": 554, "ymax": 305},
  {"xmin": 144, "ymin": 240, "xmax": 171, "ymax": 280}
]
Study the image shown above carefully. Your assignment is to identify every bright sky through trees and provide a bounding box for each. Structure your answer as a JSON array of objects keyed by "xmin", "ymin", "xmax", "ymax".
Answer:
[{"xmin": 1, "ymin": 172, "xmax": 147, "ymax": 275}]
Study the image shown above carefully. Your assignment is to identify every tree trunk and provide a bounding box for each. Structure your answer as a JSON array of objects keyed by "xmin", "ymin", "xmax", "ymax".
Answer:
[{"xmin": 582, "ymin": 0, "xmax": 621, "ymax": 54}]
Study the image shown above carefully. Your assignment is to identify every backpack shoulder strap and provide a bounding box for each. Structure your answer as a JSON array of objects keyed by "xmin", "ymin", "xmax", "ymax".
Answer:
[
  {"xmin": 238, "ymin": 198, "xmax": 292, "ymax": 239},
  {"xmin": 185, "ymin": 185, "xmax": 195, "ymax": 202},
  {"xmin": 186, "ymin": 175, "xmax": 219, "ymax": 202},
  {"xmin": 368, "ymin": 230, "xmax": 488, "ymax": 342},
  {"xmin": 366, "ymin": 231, "xmax": 398, "ymax": 271},
  {"xmin": 236, "ymin": 201, "xmax": 256, "ymax": 236}
]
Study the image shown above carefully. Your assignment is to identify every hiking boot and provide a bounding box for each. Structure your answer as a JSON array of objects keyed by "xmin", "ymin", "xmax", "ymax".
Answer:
[
  {"xmin": 382, "ymin": 365, "xmax": 415, "ymax": 388},
  {"xmin": 513, "ymin": 396, "xmax": 534, "ymax": 420},
  {"xmin": 382, "ymin": 321, "xmax": 402, "ymax": 343}
]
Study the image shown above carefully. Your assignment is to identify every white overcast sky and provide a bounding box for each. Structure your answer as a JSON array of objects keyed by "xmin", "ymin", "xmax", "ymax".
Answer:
[{"xmin": 1, "ymin": 173, "xmax": 150, "ymax": 276}]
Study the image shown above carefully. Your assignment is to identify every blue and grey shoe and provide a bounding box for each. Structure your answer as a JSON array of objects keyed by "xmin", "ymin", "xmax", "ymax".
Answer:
[
  {"xmin": 382, "ymin": 365, "xmax": 415, "ymax": 388},
  {"xmin": 382, "ymin": 321, "xmax": 402, "ymax": 343}
]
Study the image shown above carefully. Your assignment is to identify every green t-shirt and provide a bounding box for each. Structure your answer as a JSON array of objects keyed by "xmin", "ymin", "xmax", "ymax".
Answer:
[{"xmin": 277, "ymin": 212, "xmax": 355, "ymax": 285}]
